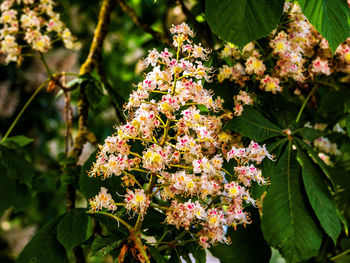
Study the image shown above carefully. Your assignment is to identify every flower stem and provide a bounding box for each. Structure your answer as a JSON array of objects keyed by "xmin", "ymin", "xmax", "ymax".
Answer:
[
  {"xmin": 150, "ymin": 202, "xmax": 172, "ymax": 211},
  {"xmin": 155, "ymin": 231, "xmax": 168, "ymax": 248},
  {"xmin": 169, "ymin": 164, "xmax": 193, "ymax": 170},
  {"xmin": 221, "ymin": 168, "xmax": 234, "ymax": 178},
  {"xmin": 296, "ymin": 84, "xmax": 318, "ymax": 123},
  {"xmin": 1, "ymin": 79, "xmax": 50, "ymax": 144},
  {"xmin": 330, "ymin": 248, "xmax": 350, "ymax": 261},
  {"xmin": 122, "ymin": 171, "xmax": 143, "ymax": 188},
  {"xmin": 40, "ymin": 52, "xmax": 53, "ymax": 77},
  {"xmin": 93, "ymin": 211, "xmax": 133, "ymax": 231}
]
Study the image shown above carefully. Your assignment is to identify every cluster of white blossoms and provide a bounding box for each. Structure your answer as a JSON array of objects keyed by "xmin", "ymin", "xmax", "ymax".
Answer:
[
  {"xmin": 217, "ymin": 1, "xmax": 350, "ymax": 117},
  {"xmin": 0, "ymin": 0, "xmax": 79, "ymax": 64},
  {"xmin": 88, "ymin": 23, "xmax": 273, "ymax": 248},
  {"xmin": 233, "ymin": 90, "xmax": 253, "ymax": 116},
  {"xmin": 89, "ymin": 187, "xmax": 118, "ymax": 212}
]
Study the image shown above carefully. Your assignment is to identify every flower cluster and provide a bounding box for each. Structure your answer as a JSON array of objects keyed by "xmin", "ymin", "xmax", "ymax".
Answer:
[
  {"xmin": 88, "ymin": 23, "xmax": 272, "ymax": 249},
  {"xmin": 233, "ymin": 90, "xmax": 253, "ymax": 116},
  {"xmin": 272, "ymin": 2, "xmax": 331, "ymax": 81},
  {"xmin": 89, "ymin": 187, "xmax": 118, "ymax": 212},
  {"xmin": 260, "ymin": 75, "xmax": 282, "ymax": 94},
  {"xmin": 0, "ymin": 0, "xmax": 79, "ymax": 64},
  {"xmin": 216, "ymin": 1, "xmax": 350, "ymax": 116}
]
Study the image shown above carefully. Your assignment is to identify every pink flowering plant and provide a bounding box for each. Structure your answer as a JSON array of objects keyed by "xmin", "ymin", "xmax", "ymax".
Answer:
[
  {"xmin": 0, "ymin": 0, "xmax": 350, "ymax": 263},
  {"xmin": 86, "ymin": 23, "xmax": 273, "ymax": 260}
]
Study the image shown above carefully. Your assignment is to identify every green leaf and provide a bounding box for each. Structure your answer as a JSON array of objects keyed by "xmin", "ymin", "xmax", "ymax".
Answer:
[
  {"xmin": 298, "ymin": 0, "xmax": 350, "ymax": 53},
  {"xmin": 186, "ymin": 243, "xmax": 206, "ymax": 263},
  {"xmin": 226, "ymin": 107, "xmax": 283, "ymax": 141},
  {"xmin": 68, "ymin": 74, "xmax": 109, "ymax": 114},
  {"xmin": 17, "ymin": 216, "xmax": 68, "ymax": 263},
  {"xmin": 336, "ymin": 209, "xmax": 349, "ymax": 236},
  {"xmin": 5, "ymin": 135, "xmax": 34, "ymax": 146},
  {"xmin": 85, "ymin": 78, "xmax": 109, "ymax": 114},
  {"xmin": 66, "ymin": 74, "xmax": 88, "ymax": 88},
  {"xmin": 0, "ymin": 145, "xmax": 34, "ymax": 187},
  {"xmin": 58, "ymin": 156, "xmax": 76, "ymax": 166},
  {"xmin": 294, "ymin": 127, "xmax": 324, "ymax": 141},
  {"xmin": 266, "ymin": 138, "xmax": 288, "ymax": 154},
  {"xmin": 296, "ymin": 139, "xmax": 336, "ymax": 191},
  {"xmin": 12, "ymin": 182, "xmax": 32, "ymax": 213},
  {"xmin": 296, "ymin": 143, "xmax": 341, "ymax": 244},
  {"xmin": 205, "ymin": 0, "xmax": 284, "ymax": 48},
  {"xmin": 87, "ymin": 213, "xmax": 129, "ymax": 237},
  {"xmin": 0, "ymin": 164, "xmax": 31, "ymax": 216},
  {"xmin": 142, "ymin": 208, "xmax": 166, "ymax": 236},
  {"xmin": 57, "ymin": 208, "xmax": 89, "ymax": 251},
  {"xmin": 91, "ymin": 236, "xmax": 123, "ymax": 257},
  {"xmin": 61, "ymin": 166, "xmax": 80, "ymax": 186},
  {"xmin": 148, "ymin": 246, "xmax": 167, "ymax": 263},
  {"xmin": 210, "ymin": 208, "xmax": 270, "ymax": 263},
  {"xmin": 0, "ymin": 172, "xmax": 17, "ymax": 216},
  {"xmin": 261, "ymin": 142, "xmax": 322, "ymax": 262},
  {"xmin": 330, "ymin": 161, "xmax": 350, "ymax": 233}
]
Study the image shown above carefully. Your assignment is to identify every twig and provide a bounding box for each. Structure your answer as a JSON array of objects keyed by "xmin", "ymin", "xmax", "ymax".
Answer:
[
  {"xmin": 79, "ymin": 0, "xmax": 115, "ymax": 75},
  {"xmin": 116, "ymin": 0, "xmax": 171, "ymax": 46}
]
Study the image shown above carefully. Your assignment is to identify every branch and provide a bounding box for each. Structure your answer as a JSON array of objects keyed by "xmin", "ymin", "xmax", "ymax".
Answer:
[
  {"xmin": 80, "ymin": 0, "xmax": 115, "ymax": 75},
  {"xmin": 80, "ymin": 0, "xmax": 125, "ymax": 124},
  {"xmin": 66, "ymin": 1, "xmax": 115, "ymax": 262},
  {"xmin": 116, "ymin": 0, "xmax": 171, "ymax": 46}
]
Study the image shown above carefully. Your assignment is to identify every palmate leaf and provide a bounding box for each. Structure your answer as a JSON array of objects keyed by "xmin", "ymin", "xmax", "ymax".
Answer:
[
  {"xmin": 295, "ymin": 143, "xmax": 341, "ymax": 244},
  {"xmin": 298, "ymin": 0, "xmax": 350, "ymax": 53},
  {"xmin": 261, "ymin": 141, "xmax": 322, "ymax": 263},
  {"xmin": 294, "ymin": 127, "xmax": 325, "ymax": 141},
  {"xmin": 91, "ymin": 235, "xmax": 123, "ymax": 258},
  {"xmin": 226, "ymin": 107, "xmax": 284, "ymax": 142},
  {"xmin": 205, "ymin": 0, "xmax": 285, "ymax": 48},
  {"xmin": 4, "ymin": 135, "xmax": 34, "ymax": 147}
]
